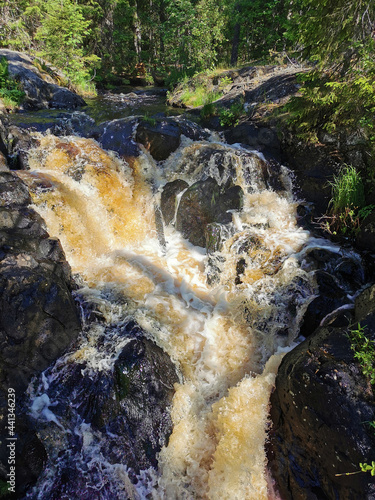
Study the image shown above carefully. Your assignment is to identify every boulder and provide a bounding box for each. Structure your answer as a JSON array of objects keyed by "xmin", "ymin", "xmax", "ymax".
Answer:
[
  {"xmin": 136, "ymin": 117, "xmax": 210, "ymax": 161},
  {"xmin": 0, "ymin": 49, "xmax": 85, "ymax": 110},
  {"xmin": 280, "ymin": 132, "xmax": 342, "ymax": 216},
  {"xmin": 0, "ymin": 404, "xmax": 47, "ymax": 498},
  {"xmin": 0, "ymin": 172, "xmax": 80, "ymax": 392},
  {"xmin": 160, "ymin": 179, "xmax": 189, "ymax": 225},
  {"xmin": 269, "ymin": 299, "xmax": 375, "ymax": 499},
  {"xmin": 176, "ymin": 177, "xmax": 243, "ymax": 247},
  {"xmin": 0, "ymin": 121, "xmax": 40, "ymax": 170},
  {"xmin": 0, "ymin": 171, "xmax": 81, "ymax": 496},
  {"xmin": 300, "ymin": 270, "xmax": 352, "ymax": 337},
  {"xmin": 356, "ymin": 212, "xmax": 375, "ymax": 253},
  {"xmin": 224, "ymin": 122, "xmax": 281, "ymax": 156},
  {"xmin": 97, "ymin": 117, "xmax": 140, "ymax": 159},
  {"xmin": 28, "ymin": 323, "xmax": 178, "ymax": 495},
  {"xmin": 136, "ymin": 118, "xmax": 181, "ymax": 160}
]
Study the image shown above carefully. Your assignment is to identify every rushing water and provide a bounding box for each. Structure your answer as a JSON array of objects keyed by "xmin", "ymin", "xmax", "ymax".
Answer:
[{"xmin": 13, "ymin": 107, "xmax": 360, "ymax": 499}]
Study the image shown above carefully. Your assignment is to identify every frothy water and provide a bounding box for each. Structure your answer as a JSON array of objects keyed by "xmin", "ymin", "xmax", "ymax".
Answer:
[{"xmin": 18, "ymin": 129, "xmax": 327, "ymax": 499}]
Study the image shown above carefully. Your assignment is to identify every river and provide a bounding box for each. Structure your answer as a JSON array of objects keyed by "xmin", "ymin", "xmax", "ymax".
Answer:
[{"xmin": 8, "ymin": 89, "xmax": 362, "ymax": 499}]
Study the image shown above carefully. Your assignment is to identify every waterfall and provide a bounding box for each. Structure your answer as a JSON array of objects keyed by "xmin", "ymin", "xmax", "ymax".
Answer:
[{"xmin": 18, "ymin": 129, "xmax": 321, "ymax": 499}]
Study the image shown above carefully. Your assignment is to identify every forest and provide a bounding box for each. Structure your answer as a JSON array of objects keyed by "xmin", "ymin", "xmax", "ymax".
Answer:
[{"xmin": 1, "ymin": 0, "xmax": 374, "ymax": 142}]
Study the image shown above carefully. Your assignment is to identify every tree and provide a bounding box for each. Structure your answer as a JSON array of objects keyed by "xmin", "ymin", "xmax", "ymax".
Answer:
[
  {"xmin": 290, "ymin": 0, "xmax": 375, "ymax": 71},
  {"xmin": 285, "ymin": 0, "xmax": 375, "ymax": 141},
  {"xmin": 35, "ymin": 0, "xmax": 99, "ymax": 87}
]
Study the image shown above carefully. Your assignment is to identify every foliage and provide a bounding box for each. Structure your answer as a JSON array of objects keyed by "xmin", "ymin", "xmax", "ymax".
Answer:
[
  {"xmin": 0, "ymin": 0, "xmax": 295, "ymax": 85},
  {"xmin": 142, "ymin": 113, "xmax": 157, "ymax": 127},
  {"xmin": 329, "ymin": 165, "xmax": 365, "ymax": 215},
  {"xmin": 287, "ymin": 0, "xmax": 374, "ymax": 71},
  {"xmin": 231, "ymin": 0, "xmax": 294, "ymax": 63},
  {"xmin": 319, "ymin": 165, "xmax": 374, "ymax": 237},
  {"xmin": 219, "ymin": 99, "xmax": 244, "ymax": 127},
  {"xmin": 349, "ymin": 323, "xmax": 375, "ymax": 386},
  {"xmin": 218, "ymin": 75, "xmax": 232, "ymax": 89},
  {"xmin": 35, "ymin": 0, "xmax": 99, "ymax": 92},
  {"xmin": 200, "ymin": 101, "xmax": 217, "ymax": 120},
  {"xmin": 360, "ymin": 462, "xmax": 375, "ymax": 476},
  {"xmin": 347, "ymin": 323, "xmax": 375, "ymax": 477},
  {"xmin": 283, "ymin": 2, "xmax": 375, "ymax": 149},
  {"xmin": 0, "ymin": 56, "xmax": 25, "ymax": 106}
]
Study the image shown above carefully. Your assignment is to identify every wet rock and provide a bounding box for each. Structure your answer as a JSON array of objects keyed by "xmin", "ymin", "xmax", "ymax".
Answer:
[
  {"xmin": 0, "ymin": 405, "xmax": 47, "ymax": 498},
  {"xmin": 160, "ymin": 179, "xmax": 189, "ymax": 225},
  {"xmin": 269, "ymin": 325, "xmax": 375, "ymax": 500},
  {"xmin": 0, "ymin": 173, "xmax": 80, "ymax": 390},
  {"xmin": 108, "ymin": 337, "xmax": 179, "ymax": 471},
  {"xmin": 224, "ymin": 122, "xmax": 281, "ymax": 156},
  {"xmin": 300, "ymin": 270, "xmax": 351, "ymax": 337},
  {"xmin": 0, "ymin": 171, "xmax": 31, "ymax": 207},
  {"xmin": 49, "ymin": 86, "xmax": 86, "ymax": 109},
  {"xmin": 136, "ymin": 117, "xmax": 209, "ymax": 161},
  {"xmin": 97, "ymin": 117, "xmax": 140, "ymax": 158},
  {"xmin": 356, "ymin": 211, "xmax": 375, "ymax": 253},
  {"xmin": 0, "ymin": 124, "xmax": 40, "ymax": 170},
  {"xmin": 0, "ymin": 49, "xmax": 85, "ymax": 110},
  {"xmin": 176, "ymin": 177, "xmax": 243, "ymax": 247},
  {"xmin": 136, "ymin": 119, "xmax": 181, "ymax": 160},
  {"xmin": 31, "ymin": 326, "xmax": 178, "ymax": 490},
  {"xmin": 0, "ymin": 171, "xmax": 80, "ymax": 496},
  {"xmin": 280, "ymin": 133, "xmax": 341, "ymax": 216},
  {"xmin": 205, "ymin": 222, "xmax": 232, "ymax": 254},
  {"xmin": 355, "ymin": 284, "xmax": 375, "ymax": 330}
]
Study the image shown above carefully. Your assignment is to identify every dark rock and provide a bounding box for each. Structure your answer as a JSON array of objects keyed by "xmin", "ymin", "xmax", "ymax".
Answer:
[
  {"xmin": 160, "ymin": 179, "xmax": 189, "ymax": 225},
  {"xmin": 31, "ymin": 327, "xmax": 178, "ymax": 490},
  {"xmin": 356, "ymin": 212, "xmax": 375, "ymax": 253},
  {"xmin": 0, "ymin": 171, "xmax": 80, "ymax": 496},
  {"xmin": 108, "ymin": 336, "xmax": 178, "ymax": 470},
  {"xmin": 0, "ymin": 171, "xmax": 31, "ymax": 207},
  {"xmin": 0, "ymin": 406, "xmax": 47, "ymax": 498},
  {"xmin": 300, "ymin": 270, "xmax": 351, "ymax": 337},
  {"xmin": 224, "ymin": 122, "xmax": 281, "ymax": 155},
  {"xmin": 269, "ymin": 326, "xmax": 375, "ymax": 500},
  {"xmin": 0, "ymin": 49, "xmax": 86, "ymax": 110},
  {"xmin": 0, "ymin": 124, "xmax": 40, "ymax": 170},
  {"xmin": 355, "ymin": 284, "xmax": 375, "ymax": 331},
  {"xmin": 0, "ymin": 176, "xmax": 79, "ymax": 377},
  {"xmin": 205, "ymin": 222, "xmax": 232, "ymax": 254},
  {"xmin": 97, "ymin": 117, "xmax": 140, "ymax": 158},
  {"xmin": 136, "ymin": 117, "xmax": 210, "ymax": 161},
  {"xmin": 49, "ymin": 86, "xmax": 86, "ymax": 109},
  {"xmin": 176, "ymin": 177, "xmax": 243, "ymax": 247},
  {"xmin": 280, "ymin": 133, "xmax": 342, "ymax": 216},
  {"xmin": 173, "ymin": 116, "xmax": 210, "ymax": 142},
  {"xmin": 136, "ymin": 119, "xmax": 181, "ymax": 160}
]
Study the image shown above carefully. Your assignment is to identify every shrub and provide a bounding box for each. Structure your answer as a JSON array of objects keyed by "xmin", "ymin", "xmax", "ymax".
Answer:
[
  {"xmin": 219, "ymin": 99, "xmax": 244, "ymax": 127},
  {"xmin": 0, "ymin": 56, "xmax": 25, "ymax": 107},
  {"xmin": 320, "ymin": 165, "xmax": 374, "ymax": 237}
]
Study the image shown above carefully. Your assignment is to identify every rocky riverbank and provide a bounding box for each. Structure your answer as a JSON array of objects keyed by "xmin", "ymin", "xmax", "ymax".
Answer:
[{"xmin": 0, "ymin": 54, "xmax": 374, "ymax": 498}]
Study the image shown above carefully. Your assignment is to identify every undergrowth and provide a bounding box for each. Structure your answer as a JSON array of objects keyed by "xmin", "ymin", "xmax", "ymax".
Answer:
[
  {"xmin": 347, "ymin": 323, "xmax": 375, "ymax": 477},
  {"xmin": 0, "ymin": 56, "xmax": 25, "ymax": 108},
  {"xmin": 319, "ymin": 165, "xmax": 374, "ymax": 237},
  {"xmin": 218, "ymin": 99, "xmax": 244, "ymax": 127}
]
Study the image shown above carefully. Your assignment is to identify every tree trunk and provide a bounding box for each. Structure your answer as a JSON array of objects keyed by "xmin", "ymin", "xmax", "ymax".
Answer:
[
  {"xmin": 230, "ymin": 3, "xmax": 241, "ymax": 66},
  {"xmin": 133, "ymin": 1, "xmax": 142, "ymax": 62}
]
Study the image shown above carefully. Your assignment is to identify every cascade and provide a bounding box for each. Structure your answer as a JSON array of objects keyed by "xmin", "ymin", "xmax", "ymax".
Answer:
[{"xmin": 14, "ymin": 123, "xmax": 361, "ymax": 499}]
